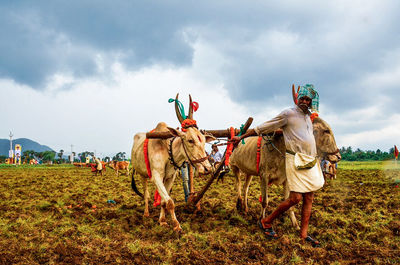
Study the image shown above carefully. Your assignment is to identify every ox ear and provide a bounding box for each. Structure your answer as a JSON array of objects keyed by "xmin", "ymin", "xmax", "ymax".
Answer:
[
  {"xmin": 167, "ymin": 127, "xmax": 184, "ymax": 137},
  {"xmin": 204, "ymin": 134, "xmax": 216, "ymax": 143}
]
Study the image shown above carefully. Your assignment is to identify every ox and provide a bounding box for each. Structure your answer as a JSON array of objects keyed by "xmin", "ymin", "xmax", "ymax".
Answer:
[
  {"xmin": 230, "ymin": 116, "xmax": 341, "ymax": 229},
  {"xmin": 107, "ymin": 160, "xmax": 130, "ymax": 177},
  {"xmin": 130, "ymin": 95, "xmax": 215, "ymax": 232}
]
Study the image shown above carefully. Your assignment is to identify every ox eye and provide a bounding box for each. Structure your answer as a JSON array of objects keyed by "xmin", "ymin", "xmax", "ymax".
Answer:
[
  {"xmin": 188, "ymin": 139, "xmax": 195, "ymax": 144},
  {"xmin": 324, "ymin": 130, "xmax": 330, "ymax": 134}
]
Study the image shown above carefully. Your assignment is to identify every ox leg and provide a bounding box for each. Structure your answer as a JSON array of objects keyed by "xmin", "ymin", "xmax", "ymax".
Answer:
[
  {"xmin": 152, "ymin": 172, "xmax": 181, "ymax": 232},
  {"xmin": 284, "ymin": 181, "xmax": 300, "ymax": 230},
  {"xmin": 159, "ymin": 199, "xmax": 168, "ymax": 227},
  {"xmin": 243, "ymin": 175, "xmax": 253, "ymax": 213},
  {"xmin": 164, "ymin": 173, "xmax": 181, "ymax": 232},
  {"xmin": 259, "ymin": 175, "xmax": 268, "ymax": 219},
  {"xmin": 140, "ymin": 176, "xmax": 150, "ymax": 217},
  {"xmin": 232, "ymin": 166, "xmax": 243, "ymax": 211}
]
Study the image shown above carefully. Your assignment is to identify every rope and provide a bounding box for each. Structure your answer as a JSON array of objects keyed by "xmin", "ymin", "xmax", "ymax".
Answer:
[
  {"xmin": 224, "ymin": 127, "xmax": 235, "ymax": 166},
  {"xmin": 237, "ymin": 124, "xmax": 246, "ymax": 145},
  {"xmin": 143, "ymin": 129, "xmax": 161, "ymax": 207},
  {"xmin": 256, "ymin": 136, "xmax": 262, "ymax": 174},
  {"xmin": 168, "ymin": 98, "xmax": 187, "ymax": 120}
]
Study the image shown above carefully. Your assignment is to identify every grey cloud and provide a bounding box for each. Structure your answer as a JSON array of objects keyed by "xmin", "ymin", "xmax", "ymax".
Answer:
[{"xmin": 1, "ymin": 0, "xmax": 400, "ymax": 117}]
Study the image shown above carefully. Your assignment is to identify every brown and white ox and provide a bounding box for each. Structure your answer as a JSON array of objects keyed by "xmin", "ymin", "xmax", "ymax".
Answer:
[
  {"xmin": 107, "ymin": 160, "xmax": 130, "ymax": 177},
  {"xmin": 130, "ymin": 95, "xmax": 215, "ymax": 232},
  {"xmin": 230, "ymin": 116, "xmax": 341, "ymax": 229}
]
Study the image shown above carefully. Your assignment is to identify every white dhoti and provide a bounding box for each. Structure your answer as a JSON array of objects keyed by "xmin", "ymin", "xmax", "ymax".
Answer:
[{"xmin": 285, "ymin": 152, "xmax": 324, "ymax": 193}]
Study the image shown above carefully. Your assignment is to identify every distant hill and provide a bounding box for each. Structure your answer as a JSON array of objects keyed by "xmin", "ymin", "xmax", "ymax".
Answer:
[{"xmin": 0, "ymin": 138, "xmax": 54, "ymax": 156}]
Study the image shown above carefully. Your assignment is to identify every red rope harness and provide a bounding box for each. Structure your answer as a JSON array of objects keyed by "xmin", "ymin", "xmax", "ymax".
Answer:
[
  {"xmin": 225, "ymin": 127, "xmax": 235, "ymax": 166},
  {"xmin": 256, "ymin": 136, "xmax": 262, "ymax": 174},
  {"xmin": 310, "ymin": 112, "xmax": 319, "ymax": 123},
  {"xmin": 144, "ymin": 129, "xmax": 161, "ymax": 207}
]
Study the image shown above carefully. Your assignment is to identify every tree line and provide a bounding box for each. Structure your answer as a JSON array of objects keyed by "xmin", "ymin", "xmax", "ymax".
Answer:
[
  {"xmin": 339, "ymin": 146, "xmax": 396, "ymax": 161},
  {"xmin": 2, "ymin": 147, "xmax": 395, "ymax": 163},
  {"xmin": 0, "ymin": 150, "xmax": 129, "ymax": 164}
]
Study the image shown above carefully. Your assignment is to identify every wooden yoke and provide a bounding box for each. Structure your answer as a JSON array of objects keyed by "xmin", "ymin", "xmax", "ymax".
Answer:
[
  {"xmin": 187, "ymin": 117, "xmax": 254, "ymax": 209},
  {"xmin": 146, "ymin": 128, "xmax": 243, "ymax": 139}
]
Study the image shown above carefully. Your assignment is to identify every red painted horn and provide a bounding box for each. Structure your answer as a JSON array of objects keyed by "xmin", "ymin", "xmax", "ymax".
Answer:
[{"xmin": 292, "ymin": 84, "xmax": 298, "ymax": 104}]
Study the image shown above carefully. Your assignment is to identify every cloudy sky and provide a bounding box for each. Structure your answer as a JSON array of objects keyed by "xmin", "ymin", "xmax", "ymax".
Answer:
[{"xmin": 1, "ymin": 0, "xmax": 399, "ymax": 157}]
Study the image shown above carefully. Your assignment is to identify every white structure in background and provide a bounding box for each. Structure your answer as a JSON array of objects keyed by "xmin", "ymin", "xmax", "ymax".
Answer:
[
  {"xmin": 8, "ymin": 131, "xmax": 13, "ymax": 162},
  {"xmin": 70, "ymin": 144, "xmax": 74, "ymax": 164}
]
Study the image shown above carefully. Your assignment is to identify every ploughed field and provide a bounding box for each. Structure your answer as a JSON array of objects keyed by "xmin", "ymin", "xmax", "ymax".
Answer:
[{"xmin": 0, "ymin": 162, "xmax": 399, "ymax": 264}]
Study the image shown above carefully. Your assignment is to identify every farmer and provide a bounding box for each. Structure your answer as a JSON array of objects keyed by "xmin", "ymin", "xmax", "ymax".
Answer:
[
  {"xmin": 210, "ymin": 144, "xmax": 223, "ymax": 164},
  {"xmin": 232, "ymin": 84, "xmax": 323, "ymax": 247},
  {"xmin": 93, "ymin": 156, "xmax": 103, "ymax": 176}
]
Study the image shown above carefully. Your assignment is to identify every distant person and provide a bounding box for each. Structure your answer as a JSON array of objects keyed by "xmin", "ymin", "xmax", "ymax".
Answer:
[
  {"xmin": 210, "ymin": 144, "xmax": 223, "ymax": 164},
  {"xmin": 93, "ymin": 156, "xmax": 103, "ymax": 176}
]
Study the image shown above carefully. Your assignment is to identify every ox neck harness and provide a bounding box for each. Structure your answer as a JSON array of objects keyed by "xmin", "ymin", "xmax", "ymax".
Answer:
[
  {"xmin": 168, "ymin": 136, "xmax": 209, "ymax": 169},
  {"xmin": 168, "ymin": 137, "xmax": 185, "ymax": 170}
]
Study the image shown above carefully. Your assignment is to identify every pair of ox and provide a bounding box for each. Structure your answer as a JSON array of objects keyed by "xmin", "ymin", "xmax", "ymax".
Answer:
[
  {"xmin": 130, "ymin": 95, "xmax": 215, "ymax": 232},
  {"xmin": 131, "ymin": 91, "xmax": 341, "ymax": 232},
  {"xmin": 230, "ymin": 87, "xmax": 341, "ymax": 229}
]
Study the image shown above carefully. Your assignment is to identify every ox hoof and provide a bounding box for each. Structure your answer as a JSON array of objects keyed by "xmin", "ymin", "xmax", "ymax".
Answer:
[
  {"xmin": 160, "ymin": 221, "xmax": 169, "ymax": 227},
  {"xmin": 143, "ymin": 212, "xmax": 150, "ymax": 218},
  {"xmin": 173, "ymin": 225, "xmax": 183, "ymax": 234}
]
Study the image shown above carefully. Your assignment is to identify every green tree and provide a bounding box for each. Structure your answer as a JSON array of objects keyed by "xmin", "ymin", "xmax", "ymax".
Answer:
[
  {"xmin": 58, "ymin": 150, "xmax": 64, "ymax": 163},
  {"xmin": 113, "ymin": 152, "xmax": 126, "ymax": 161},
  {"xmin": 42, "ymin": 151, "xmax": 56, "ymax": 162}
]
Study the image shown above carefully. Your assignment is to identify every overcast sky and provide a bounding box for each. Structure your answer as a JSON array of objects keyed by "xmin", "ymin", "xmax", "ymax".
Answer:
[{"xmin": 1, "ymin": 0, "xmax": 399, "ymax": 157}]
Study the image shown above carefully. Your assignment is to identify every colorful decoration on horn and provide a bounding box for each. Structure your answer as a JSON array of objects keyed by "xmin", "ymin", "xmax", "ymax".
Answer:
[
  {"xmin": 169, "ymin": 93, "xmax": 199, "ymax": 131},
  {"xmin": 394, "ymin": 145, "xmax": 399, "ymax": 160}
]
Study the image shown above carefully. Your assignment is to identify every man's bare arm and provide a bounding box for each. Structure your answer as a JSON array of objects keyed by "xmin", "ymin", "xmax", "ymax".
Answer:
[{"xmin": 231, "ymin": 129, "xmax": 257, "ymax": 145}]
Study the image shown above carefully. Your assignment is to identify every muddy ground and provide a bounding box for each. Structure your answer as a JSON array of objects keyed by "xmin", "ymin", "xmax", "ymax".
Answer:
[{"xmin": 0, "ymin": 165, "xmax": 399, "ymax": 264}]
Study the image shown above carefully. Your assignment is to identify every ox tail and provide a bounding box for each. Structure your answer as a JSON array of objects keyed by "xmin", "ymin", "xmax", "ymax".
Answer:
[{"xmin": 131, "ymin": 168, "xmax": 144, "ymax": 198}]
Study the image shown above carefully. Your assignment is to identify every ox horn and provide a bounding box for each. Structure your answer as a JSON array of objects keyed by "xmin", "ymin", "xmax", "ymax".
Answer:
[
  {"xmin": 175, "ymin": 93, "xmax": 185, "ymax": 123},
  {"xmin": 188, "ymin": 94, "xmax": 193, "ymax": 119},
  {"xmin": 292, "ymin": 84, "xmax": 297, "ymax": 104}
]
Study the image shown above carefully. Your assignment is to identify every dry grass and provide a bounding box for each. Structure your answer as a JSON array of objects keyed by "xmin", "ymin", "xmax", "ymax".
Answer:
[{"xmin": 0, "ymin": 164, "xmax": 399, "ymax": 264}]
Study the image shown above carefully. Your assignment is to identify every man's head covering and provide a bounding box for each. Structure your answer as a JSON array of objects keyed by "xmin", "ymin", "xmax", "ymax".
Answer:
[{"xmin": 297, "ymin": 84, "xmax": 319, "ymax": 112}]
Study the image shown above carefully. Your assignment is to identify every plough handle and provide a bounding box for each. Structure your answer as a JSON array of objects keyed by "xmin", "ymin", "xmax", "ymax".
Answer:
[{"xmin": 189, "ymin": 117, "xmax": 253, "ymax": 207}]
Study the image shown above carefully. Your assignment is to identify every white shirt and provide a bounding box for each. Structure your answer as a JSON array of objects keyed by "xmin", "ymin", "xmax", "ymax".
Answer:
[{"xmin": 254, "ymin": 106, "xmax": 316, "ymax": 157}]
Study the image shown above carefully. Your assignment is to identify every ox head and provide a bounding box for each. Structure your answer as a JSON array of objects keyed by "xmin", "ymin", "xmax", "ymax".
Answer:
[
  {"xmin": 171, "ymin": 93, "xmax": 216, "ymax": 174},
  {"xmin": 312, "ymin": 117, "xmax": 341, "ymax": 163},
  {"xmin": 168, "ymin": 127, "xmax": 216, "ymax": 174}
]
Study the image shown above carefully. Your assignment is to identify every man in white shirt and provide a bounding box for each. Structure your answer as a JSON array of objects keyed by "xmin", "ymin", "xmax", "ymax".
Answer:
[{"xmin": 233, "ymin": 84, "xmax": 323, "ymax": 247}]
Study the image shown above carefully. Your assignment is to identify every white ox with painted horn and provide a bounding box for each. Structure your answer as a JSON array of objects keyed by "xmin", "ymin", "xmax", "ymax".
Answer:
[
  {"xmin": 229, "ymin": 86, "xmax": 341, "ymax": 229},
  {"xmin": 130, "ymin": 94, "xmax": 215, "ymax": 232}
]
